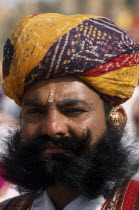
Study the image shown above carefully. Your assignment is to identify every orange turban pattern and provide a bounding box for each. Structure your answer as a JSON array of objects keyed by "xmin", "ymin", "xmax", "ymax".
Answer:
[{"xmin": 2, "ymin": 13, "xmax": 139, "ymax": 106}]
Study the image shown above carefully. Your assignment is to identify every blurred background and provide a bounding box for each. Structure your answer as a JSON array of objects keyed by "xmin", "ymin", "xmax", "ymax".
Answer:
[{"xmin": 0, "ymin": 0, "xmax": 139, "ymax": 201}]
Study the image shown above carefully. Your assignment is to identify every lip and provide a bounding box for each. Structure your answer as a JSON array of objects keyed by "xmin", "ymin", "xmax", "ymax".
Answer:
[
  {"xmin": 45, "ymin": 148, "xmax": 70, "ymax": 154},
  {"xmin": 42, "ymin": 145, "xmax": 71, "ymax": 154}
]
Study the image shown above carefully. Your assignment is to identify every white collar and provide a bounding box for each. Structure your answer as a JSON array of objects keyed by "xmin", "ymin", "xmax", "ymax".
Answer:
[{"xmin": 31, "ymin": 191, "xmax": 105, "ymax": 210}]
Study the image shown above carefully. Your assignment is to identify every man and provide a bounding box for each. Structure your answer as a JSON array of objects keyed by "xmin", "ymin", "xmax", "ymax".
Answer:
[{"xmin": 0, "ymin": 13, "xmax": 139, "ymax": 209}]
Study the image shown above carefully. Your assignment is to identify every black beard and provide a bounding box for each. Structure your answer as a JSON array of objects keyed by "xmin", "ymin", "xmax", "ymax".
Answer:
[{"xmin": 1, "ymin": 124, "xmax": 138, "ymax": 199}]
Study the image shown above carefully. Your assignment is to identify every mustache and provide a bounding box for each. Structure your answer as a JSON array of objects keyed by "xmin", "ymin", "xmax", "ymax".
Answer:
[{"xmin": 15, "ymin": 129, "xmax": 91, "ymax": 156}]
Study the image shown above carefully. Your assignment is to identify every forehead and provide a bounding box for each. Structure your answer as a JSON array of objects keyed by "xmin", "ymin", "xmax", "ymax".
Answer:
[{"xmin": 22, "ymin": 76, "xmax": 100, "ymax": 104}]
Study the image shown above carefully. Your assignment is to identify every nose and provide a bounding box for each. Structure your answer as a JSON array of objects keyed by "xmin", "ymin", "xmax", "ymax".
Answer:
[{"xmin": 41, "ymin": 110, "xmax": 68, "ymax": 138}]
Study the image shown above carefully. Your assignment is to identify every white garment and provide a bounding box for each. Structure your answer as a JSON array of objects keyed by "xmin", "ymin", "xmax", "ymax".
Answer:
[
  {"xmin": 0, "ymin": 184, "xmax": 19, "ymax": 203},
  {"xmin": 31, "ymin": 191, "xmax": 105, "ymax": 210}
]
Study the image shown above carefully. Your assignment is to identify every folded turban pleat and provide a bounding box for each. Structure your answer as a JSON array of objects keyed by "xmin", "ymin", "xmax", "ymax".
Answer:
[{"xmin": 2, "ymin": 13, "xmax": 139, "ymax": 106}]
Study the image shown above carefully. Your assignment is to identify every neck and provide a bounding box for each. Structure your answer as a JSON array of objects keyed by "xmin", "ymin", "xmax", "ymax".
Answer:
[{"xmin": 47, "ymin": 182, "xmax": 78, "ymax": 210}]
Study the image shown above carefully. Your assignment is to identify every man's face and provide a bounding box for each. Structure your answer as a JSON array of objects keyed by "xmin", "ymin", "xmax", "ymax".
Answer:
[
  {"xmin": 3, "ymin": 76, "xmax": 134, "ymax": 199},
  {"xmin": 21, "ymin": 76, "xmax": 107, "ymax": 149}
]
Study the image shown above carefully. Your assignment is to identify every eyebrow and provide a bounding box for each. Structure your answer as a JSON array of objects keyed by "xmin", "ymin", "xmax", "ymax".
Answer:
[
  {"xmin": 22, "ymin": 99, "xmax": 42, "ymax": 107},
  {"xmin": 58, "ymin": 98, "xmax": 89, "ymax": 107},
  {"xmin": 22, "ymin": 98, "xmax": 89, "ymax": 108}
]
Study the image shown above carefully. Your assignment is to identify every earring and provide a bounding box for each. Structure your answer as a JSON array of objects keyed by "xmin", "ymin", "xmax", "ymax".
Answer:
[
  {"xmin": 48, "ymin": 90, "xmax": 53, "ymax": 103},
  {"xmin": 110, "ymin": 108, "xmax": 119, "ymax": 126}
]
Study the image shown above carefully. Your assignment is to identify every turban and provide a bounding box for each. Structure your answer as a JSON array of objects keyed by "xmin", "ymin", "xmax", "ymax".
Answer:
[{"xmin": 2, "ymin": 13, "xmax": 139, "ymax": 106}]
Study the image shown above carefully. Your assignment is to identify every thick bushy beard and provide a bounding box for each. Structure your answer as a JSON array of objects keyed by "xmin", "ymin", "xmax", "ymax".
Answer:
[{"xmin": 1, "ymin": 124, "xmax": 138, "ymax": 199}]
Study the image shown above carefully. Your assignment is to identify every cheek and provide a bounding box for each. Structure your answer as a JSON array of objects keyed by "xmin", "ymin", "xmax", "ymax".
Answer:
[
  {"xmin": 20, "ymin": 119, "xmax": 40, "ymax": 140},
  {"xmin": 84, "ymin": 113, "xmax": 107, "ymax": 144},
  {"xmin": 68, "ymin": 114, "xmax": 106, "ymax": 144}
]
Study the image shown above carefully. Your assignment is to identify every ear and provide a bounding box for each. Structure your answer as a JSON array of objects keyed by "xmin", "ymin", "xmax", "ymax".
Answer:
[{"xmin": 110, "ymin": 105, "xmax": 127, "ymax": 130}]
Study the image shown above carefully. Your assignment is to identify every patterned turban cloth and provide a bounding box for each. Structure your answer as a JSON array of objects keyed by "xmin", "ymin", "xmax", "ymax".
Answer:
[{"xmin": 2, "ymin": 13, "xmax": 139, "ymax": 106}]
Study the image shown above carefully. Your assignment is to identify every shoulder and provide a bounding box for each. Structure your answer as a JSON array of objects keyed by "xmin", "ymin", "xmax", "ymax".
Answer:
[
  {"xmin": 102, "ymin": 179, "xmax": 139, "ymax": 209},
  {"xmin": 116, "ymin": 179, "xmax": 139, "ymax": 209},
  {"xmin": 0, "ymin": 193, "xmax": 35, "ymax": 210},
  {"xmin": 125, "ymin": 178, "xmax": 139, "ymax": 194}
]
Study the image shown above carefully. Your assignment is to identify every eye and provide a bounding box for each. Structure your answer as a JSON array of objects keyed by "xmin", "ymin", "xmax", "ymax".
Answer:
[{"xmin": 63, "ymin": 108, "xmax": 86, "ymax": 115}]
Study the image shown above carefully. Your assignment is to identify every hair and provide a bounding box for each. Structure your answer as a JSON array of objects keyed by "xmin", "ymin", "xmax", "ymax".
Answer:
[
  {"xmin": 1, "ymin": 120, "xmax": 137, "ymax": 199},
  {"xmin": 103, "ymin": 99, "xmax": 114, "ymax": 125}
]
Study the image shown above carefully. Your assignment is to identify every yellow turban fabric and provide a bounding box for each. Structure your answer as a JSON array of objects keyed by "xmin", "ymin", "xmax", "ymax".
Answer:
[{"xmin": 2, "ymin": 13, "xmax": 139, "ymax": 106}]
